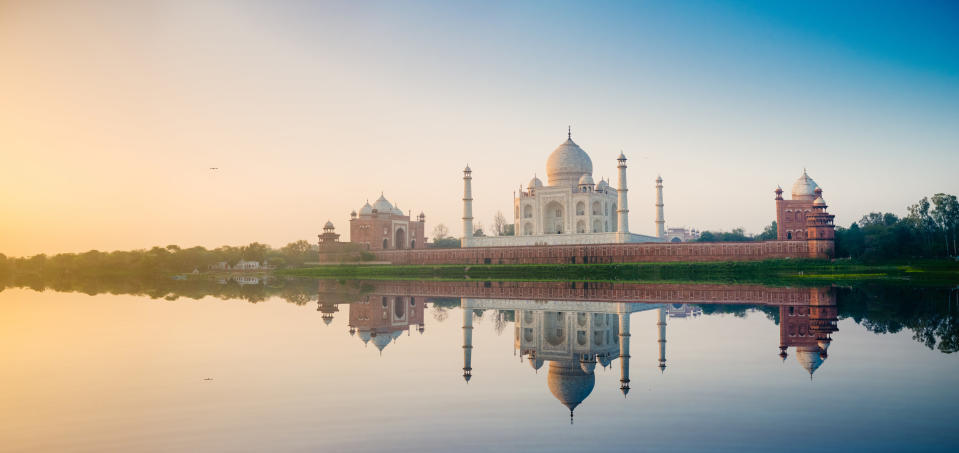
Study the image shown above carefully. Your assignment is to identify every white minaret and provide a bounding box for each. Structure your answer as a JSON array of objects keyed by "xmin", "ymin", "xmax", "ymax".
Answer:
[
  {"xmin": 655, "ymin": 175, "xmax": 665, "ymax": 238},
  {"xmin": 616, "ymin": 152, "xmax": 629, "ymax": 236},
  {"xmin": 657, "ymin": 307, "xmax": 667, "ymax": 373},
  {"xmin": 462, "ymin": 165, "xmax": 473, "ymax": 243},
  {"xmin": 618, "ymin": 305, "xmax": 631, "ymax": 396},
  {"xmin": 462, "ymin": 298, "xmax": 473, "ymax": 383}
]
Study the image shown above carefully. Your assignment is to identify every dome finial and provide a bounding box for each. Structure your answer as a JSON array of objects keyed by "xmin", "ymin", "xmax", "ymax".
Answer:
[
  {"xmin": 568, "ymin": 125, "xmax": 571, "ymax": 140},
  {"xmin": 570, "ymin": 409, "xmax": 574, "ymax": 424}
]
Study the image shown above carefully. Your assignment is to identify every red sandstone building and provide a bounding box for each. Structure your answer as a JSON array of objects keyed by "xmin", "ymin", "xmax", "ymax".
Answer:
[
  {"xmin": 348, "ymin": 194, "xmax": 426, "ymax": 250},
  {"xmin": 775, "ymin": 169, "xmax": 836, "ymax": 257}
]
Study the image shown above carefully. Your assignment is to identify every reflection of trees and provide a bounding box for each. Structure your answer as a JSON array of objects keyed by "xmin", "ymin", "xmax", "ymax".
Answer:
[
  {"xmin": 837, "ymin": 286, "xmax": 959, "ymax": 353},
  {"xmin": 431, "ymin": 307, "xmax": 449, "ymax": 322},
  {"xmin": 3, "ymin": 272, "xmax": 956, "ymax": 354},
  {"xmin": 494, "ymin": 311, "xmax": 508, "ymax": 335},
  {"xmin": 0, "ymin": 272, "xmax": 320, "ymax": 305}
]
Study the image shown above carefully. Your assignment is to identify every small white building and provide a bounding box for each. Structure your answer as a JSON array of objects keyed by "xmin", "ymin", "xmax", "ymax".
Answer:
[
  {"xmin": 233, "ymin": 260, "xmax": 261, "ymax": 270},
  {"xmin": 665, "ymin": 227, "xmax": 701, "ymax": 243}
]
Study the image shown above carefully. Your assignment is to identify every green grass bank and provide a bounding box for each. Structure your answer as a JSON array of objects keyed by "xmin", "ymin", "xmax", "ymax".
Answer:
[{"xmin": 280, "ymin": 259, "xmax": 959, "ymax": 286}]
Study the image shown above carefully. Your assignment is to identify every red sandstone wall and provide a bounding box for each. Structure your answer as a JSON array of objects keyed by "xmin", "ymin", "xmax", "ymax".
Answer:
[{"xmin": 368, "ymin": 240, "xmax": 827, "ymax": 265}]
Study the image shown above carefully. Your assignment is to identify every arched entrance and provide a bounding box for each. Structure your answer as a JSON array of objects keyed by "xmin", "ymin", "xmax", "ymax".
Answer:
[
  {"xmin": 394, "ymin": 228, "xmax": 406, "ymax": 250},
  {"xmin": 543, "ymin": 201, "xmax": 565, "ymax": 234},
  {"xmin": 382, "ymin": 238, "xmax": 389, "ymax": 249}
]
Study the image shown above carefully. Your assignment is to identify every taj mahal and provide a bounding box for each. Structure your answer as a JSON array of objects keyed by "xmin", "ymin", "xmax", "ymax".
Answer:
[{"xmin": 461, "ymin": 129, "xmax": 665, "ymax": 247}]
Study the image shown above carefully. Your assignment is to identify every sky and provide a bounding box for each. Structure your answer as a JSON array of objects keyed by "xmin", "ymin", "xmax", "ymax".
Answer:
[{"xmin": 1, "ymin": 0, "xmax": 958, "ymax": 256}]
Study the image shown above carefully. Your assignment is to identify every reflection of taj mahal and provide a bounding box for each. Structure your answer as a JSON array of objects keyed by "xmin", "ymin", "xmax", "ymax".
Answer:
[
  {"xmin": 313, "ymin": 280, "xmax": 840, "ymax": 420},
  {"xmin": 461, "ymin": 298, "xmax": 667, "ymax": 422}
]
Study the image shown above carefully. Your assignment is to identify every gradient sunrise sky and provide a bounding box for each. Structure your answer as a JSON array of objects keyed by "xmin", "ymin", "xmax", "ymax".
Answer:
[{"xmin": 2, "ymin": 0, "xmax": 957, "ymax": 256}]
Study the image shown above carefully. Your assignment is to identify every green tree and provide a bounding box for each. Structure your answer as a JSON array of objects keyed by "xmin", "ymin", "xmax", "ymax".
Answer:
[
  {"xmin": 931, "ymin": 193, "xmax": 959, "ymax": 256},
  {"xmin": 756, "ymin": 221, "xmax": 777, "ymax": 241}
]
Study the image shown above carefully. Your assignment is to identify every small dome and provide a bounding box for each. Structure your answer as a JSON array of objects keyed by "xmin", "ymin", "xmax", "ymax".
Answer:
[
  {"xmin": 579, "ymin": 358, "xmax": 596, "ymax": 374},
  {"xmin": 372, "ymin": 334, "xmax": 392, "ymax": 351},
  {"xmin": 322, "ymin": 317, "xmax": 333, "ymax": 326},
  {"xmin": 372, "ymin": 195, "xmax": 393, "ymax": 213},
  {"xmin": 791, "ymin": 170, "xmax": 820, "ymax": 200},
  {"xmin": 529, "ymin": 176, "xmax": 543, "ymax": 188},
  {"xmin": 324, "ymin": 220, "xmax": 334, "ymax": 229},
  {"xmin": 813, "ymin": 196, "xmax": 827, "ymax": 206},
  {"xmin": 617, "ymin": 151, "xmax": 626, "ymax": 160},
  {"xmin": 595, "ymin": 180, "xmax": 609, "ymax": 191},
  {"xmin": 597, "ymin": 354, "xmax": 612, "ymax": 368},
  {"xmin": 547, "ymin": 361, "xmax": 595, "ymax": 413},
  {"xmin": 795, "ymin": 346, "xmax": 825, "ymax": 376},
  {"xmin": 350, "ymin": 210, "xmax": 357, "ymax": 217},
  {"xmin": 546, "ymin": 137, "xmax": 593, "ymax": 187},
  {"xmin": 577, "ymin": 174, "xmax": 594, "ymax": 186},
  {"xmin": 529, "ymin": 357, "xmax": 545, "ymax": 371},
  {"xmin": 359, "ymin": 202, "xmax": 373, "ymax": 216},
  {"xmin": 358, "ymin": 331, "xmax": 372, "ymax": 344}
]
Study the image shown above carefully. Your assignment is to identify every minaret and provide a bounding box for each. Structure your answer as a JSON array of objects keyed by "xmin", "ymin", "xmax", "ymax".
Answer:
[
  {"xmin": 462, "ymin": 298, "xmax": 473, "ymax": 383},
  {"xmin": 655, "ymin": 175, "xmax": 665, "ymax": 238},
  {"xmin": 616, "ymin": 152, "xmax": 629, "ymax": 236},
  {"xmin": 618, "ymin": 305, "xmax": 631, "ymax": 396},
  {"xmin": 657, "ymin": 308, "xmax": 667, "ymax": 372},
  {"xmin": 462, "ymin": 165, "xmax": 473, "ymax": 243}
]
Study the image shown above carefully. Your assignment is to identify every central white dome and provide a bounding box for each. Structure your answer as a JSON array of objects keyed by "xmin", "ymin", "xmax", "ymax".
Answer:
[
  {"xmin": 546, "ymin": 138, "xmax": 593, "ymax": 187},
  {"xmin": 372, "ymin": 195, "xmax": 394, "ymax": 213}
]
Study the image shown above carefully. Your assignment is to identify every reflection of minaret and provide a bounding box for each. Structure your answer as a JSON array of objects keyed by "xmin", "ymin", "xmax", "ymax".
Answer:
[
  {"xmin": 618, "ymin": 305, "xmax": 631, "ymax": 396},
  {"xmin": 462, "ymin": 299, "xmax": 473, "ymax": 383},
  {"xmin": 657, "ymin": 308, "xmax": 667, "ymax": 372}
]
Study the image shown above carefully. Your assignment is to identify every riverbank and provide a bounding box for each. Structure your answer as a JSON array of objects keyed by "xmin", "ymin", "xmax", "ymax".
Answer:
[{"xmin": 280, "ymin": 259, "xmax": 959, "ymax": 286}]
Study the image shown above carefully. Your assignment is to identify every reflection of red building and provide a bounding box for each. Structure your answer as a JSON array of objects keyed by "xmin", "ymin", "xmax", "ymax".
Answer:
[
  {"xmin": 348, "ymin": 295, "xmax": 425, "ymax": 353},
  {"xmin": 778, "ymin": 287, "xmax": 839, "ymax": 378}
]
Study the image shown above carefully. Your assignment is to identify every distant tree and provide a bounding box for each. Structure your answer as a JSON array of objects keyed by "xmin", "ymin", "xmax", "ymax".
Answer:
[
  {"xmin": 756, "ymin": 221, "xmax": 777, "ymax": 241},
  {"xmin": 431, "ymin": 237, "xmax": 461, "ymax": 248},
  {"xmin": 432, "ymin": 224, "xmax": 449, "ymax": 242},
  {"xmin": 493, "ymin": 211, "xmax": 510, "ymax": 236},
  {"xmin": 241, "ymin": 242, "xmax": 270, "ymax": 262},
  {"xmin": 280, "ymin": 240, "xmax": 313, "ymax": 266},
  {"xmin": 503, "ymin": 224, "xmax": 515, "ymax": 236},
  {"xmin": 473, "ymin": 228, "xmax": 486, "ymax": 237},
  {"xmin": 695, "ymin": 227, "xmax": 752, "ymax": 242},
  {"xmin": 931, "ymin": 193, "xmax": 959, "ymax": 256}
]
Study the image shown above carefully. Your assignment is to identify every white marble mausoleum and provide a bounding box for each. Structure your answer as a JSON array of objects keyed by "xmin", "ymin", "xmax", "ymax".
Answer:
[{"xmin": 461, "ymin": 130, "xmax": 664, "ymax": 247}]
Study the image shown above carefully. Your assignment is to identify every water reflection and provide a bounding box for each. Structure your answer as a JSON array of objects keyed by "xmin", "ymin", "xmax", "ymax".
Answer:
[{"xmin": 314, "ymin": 280, "xmax": 844, "ymax": 421}]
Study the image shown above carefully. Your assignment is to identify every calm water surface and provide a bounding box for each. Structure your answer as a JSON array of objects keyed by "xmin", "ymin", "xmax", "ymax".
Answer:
[{"xmin": 1, "ymin": 279, "xmax": 957, "ymax": 452}]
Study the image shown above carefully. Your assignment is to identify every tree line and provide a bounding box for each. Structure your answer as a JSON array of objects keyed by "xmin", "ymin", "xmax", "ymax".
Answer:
[
  {"xmin": 695, "ymin": 192, "xmax": 959, "ymax": 261},
  {"xmin": 0, "ymin": 240, "xmax": 319, "ymax": 279}
]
